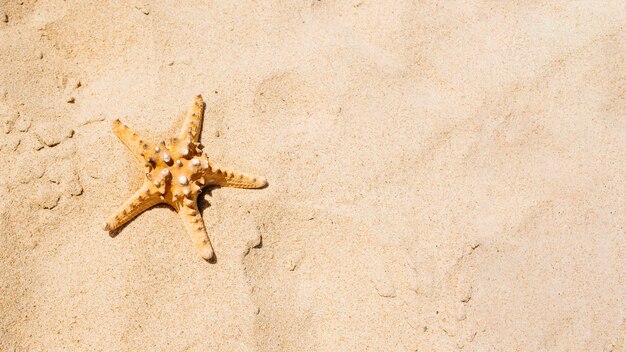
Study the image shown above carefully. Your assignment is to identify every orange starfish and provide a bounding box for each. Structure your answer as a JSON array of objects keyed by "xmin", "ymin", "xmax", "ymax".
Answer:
[{"xmin": 104, "ymin": 95, "xmax": 267, "ymax": 260}]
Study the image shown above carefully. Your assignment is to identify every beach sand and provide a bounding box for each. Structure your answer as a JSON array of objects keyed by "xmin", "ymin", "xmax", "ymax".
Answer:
[{"xmin": 1, "ymin": 1, "xmax": 624, "ymax": 351}]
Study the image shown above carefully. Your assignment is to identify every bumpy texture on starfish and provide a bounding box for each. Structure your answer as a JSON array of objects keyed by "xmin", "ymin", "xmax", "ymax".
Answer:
[{"xmin": 104, "ymin": 95, "xmax": 267, "ymax": 260}]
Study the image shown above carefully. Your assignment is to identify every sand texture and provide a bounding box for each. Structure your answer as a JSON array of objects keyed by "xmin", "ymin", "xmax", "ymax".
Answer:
[{"xmin": 1, "ymin": 1, "xmax": 624, "ymax": 351}]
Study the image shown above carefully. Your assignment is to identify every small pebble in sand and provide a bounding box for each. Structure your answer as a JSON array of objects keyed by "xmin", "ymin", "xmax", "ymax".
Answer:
[
  {"xmin": 241, "ymin": 231, "xmax": 262, "ymax": 258},
  {"xmin": 67, "ymin": 96, "xmax": 75, "ymax": 103},
  {"xmin": 134, "ymin": 4, "xmax": 150, "ymax": 15},
  {"xmin": 460, "ymin": 289, "xmax": 472, "ymax": 303},
  {"xmin": 286, "ymin": 251, "xmax": 304, "ymax": 271},
  {"xmin": 36, "ymin": 50, "xmax": 44, "ymax": 59},
  {"xmin": 47, "ymin": 169, "xmax": 62, "ymax": 184},
  {"xmin": 65, "ymin": 78, "xmax": 82, "ymax": 89},
  {"xmin": 1, "ymin": 13, "xmax": 8, "ymax": 23},
  {"xmin": 246, "ymin": 232, "xmax": 262, "ymax": 250}
]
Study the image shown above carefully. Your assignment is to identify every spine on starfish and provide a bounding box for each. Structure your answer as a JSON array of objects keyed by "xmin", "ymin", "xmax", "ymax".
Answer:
[
  {"xmin": 178, "ymin": 201, "xmax": 214, "ymax": 259},
  {"xmin": 112, "ymin": 119, "xmax": 154, "ymax": 163},
  {"xmin": 178, "ymin": 95, "xmax": 204, "ymax": 142},
  {"xmin": 205, "ymin": 164, "xmax": 268, "ymax": 189},
  {"xmin": 145, "ymin": 167, "xmax": 172, "ymax": 195},
  {"xmin": 103, "ymin": 182, "xmax": 161, "ymax": 231}
]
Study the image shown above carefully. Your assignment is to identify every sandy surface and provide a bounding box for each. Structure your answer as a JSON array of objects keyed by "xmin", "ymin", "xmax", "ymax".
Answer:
[{"xmin": 1, "ymin": 1, "xmax": 624, "ymax": 351}]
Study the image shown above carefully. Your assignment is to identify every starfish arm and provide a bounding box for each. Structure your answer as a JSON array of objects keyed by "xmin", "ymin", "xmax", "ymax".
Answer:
[
  {"xmin": 104, "ymin": 182, "xmax": 162, "ymax": 231},
  {"xmin": 112, "ymin": 119, "xmax": 153, "ymax": 162},
  {"xmin": 204, "ymin": 165, "xmax": 268, "ymax": 189},
  {"xmin": 178, "ymin": 200, "xmax": 214, "ymax": 260},
  {"xmin": 178, "ymin": 95, "xmax": 204, "ymax": 143}
]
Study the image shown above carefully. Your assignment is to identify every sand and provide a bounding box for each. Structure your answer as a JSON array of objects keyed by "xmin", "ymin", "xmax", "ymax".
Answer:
[{"xmin": 0, "ymin": 1, "xmax": 624, "ymax": 351}]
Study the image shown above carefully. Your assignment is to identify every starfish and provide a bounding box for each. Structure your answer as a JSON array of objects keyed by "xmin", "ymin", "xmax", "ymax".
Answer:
[{"xmin": 103, "ymin": 95, "xmax": 267, "ymax": 260}]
